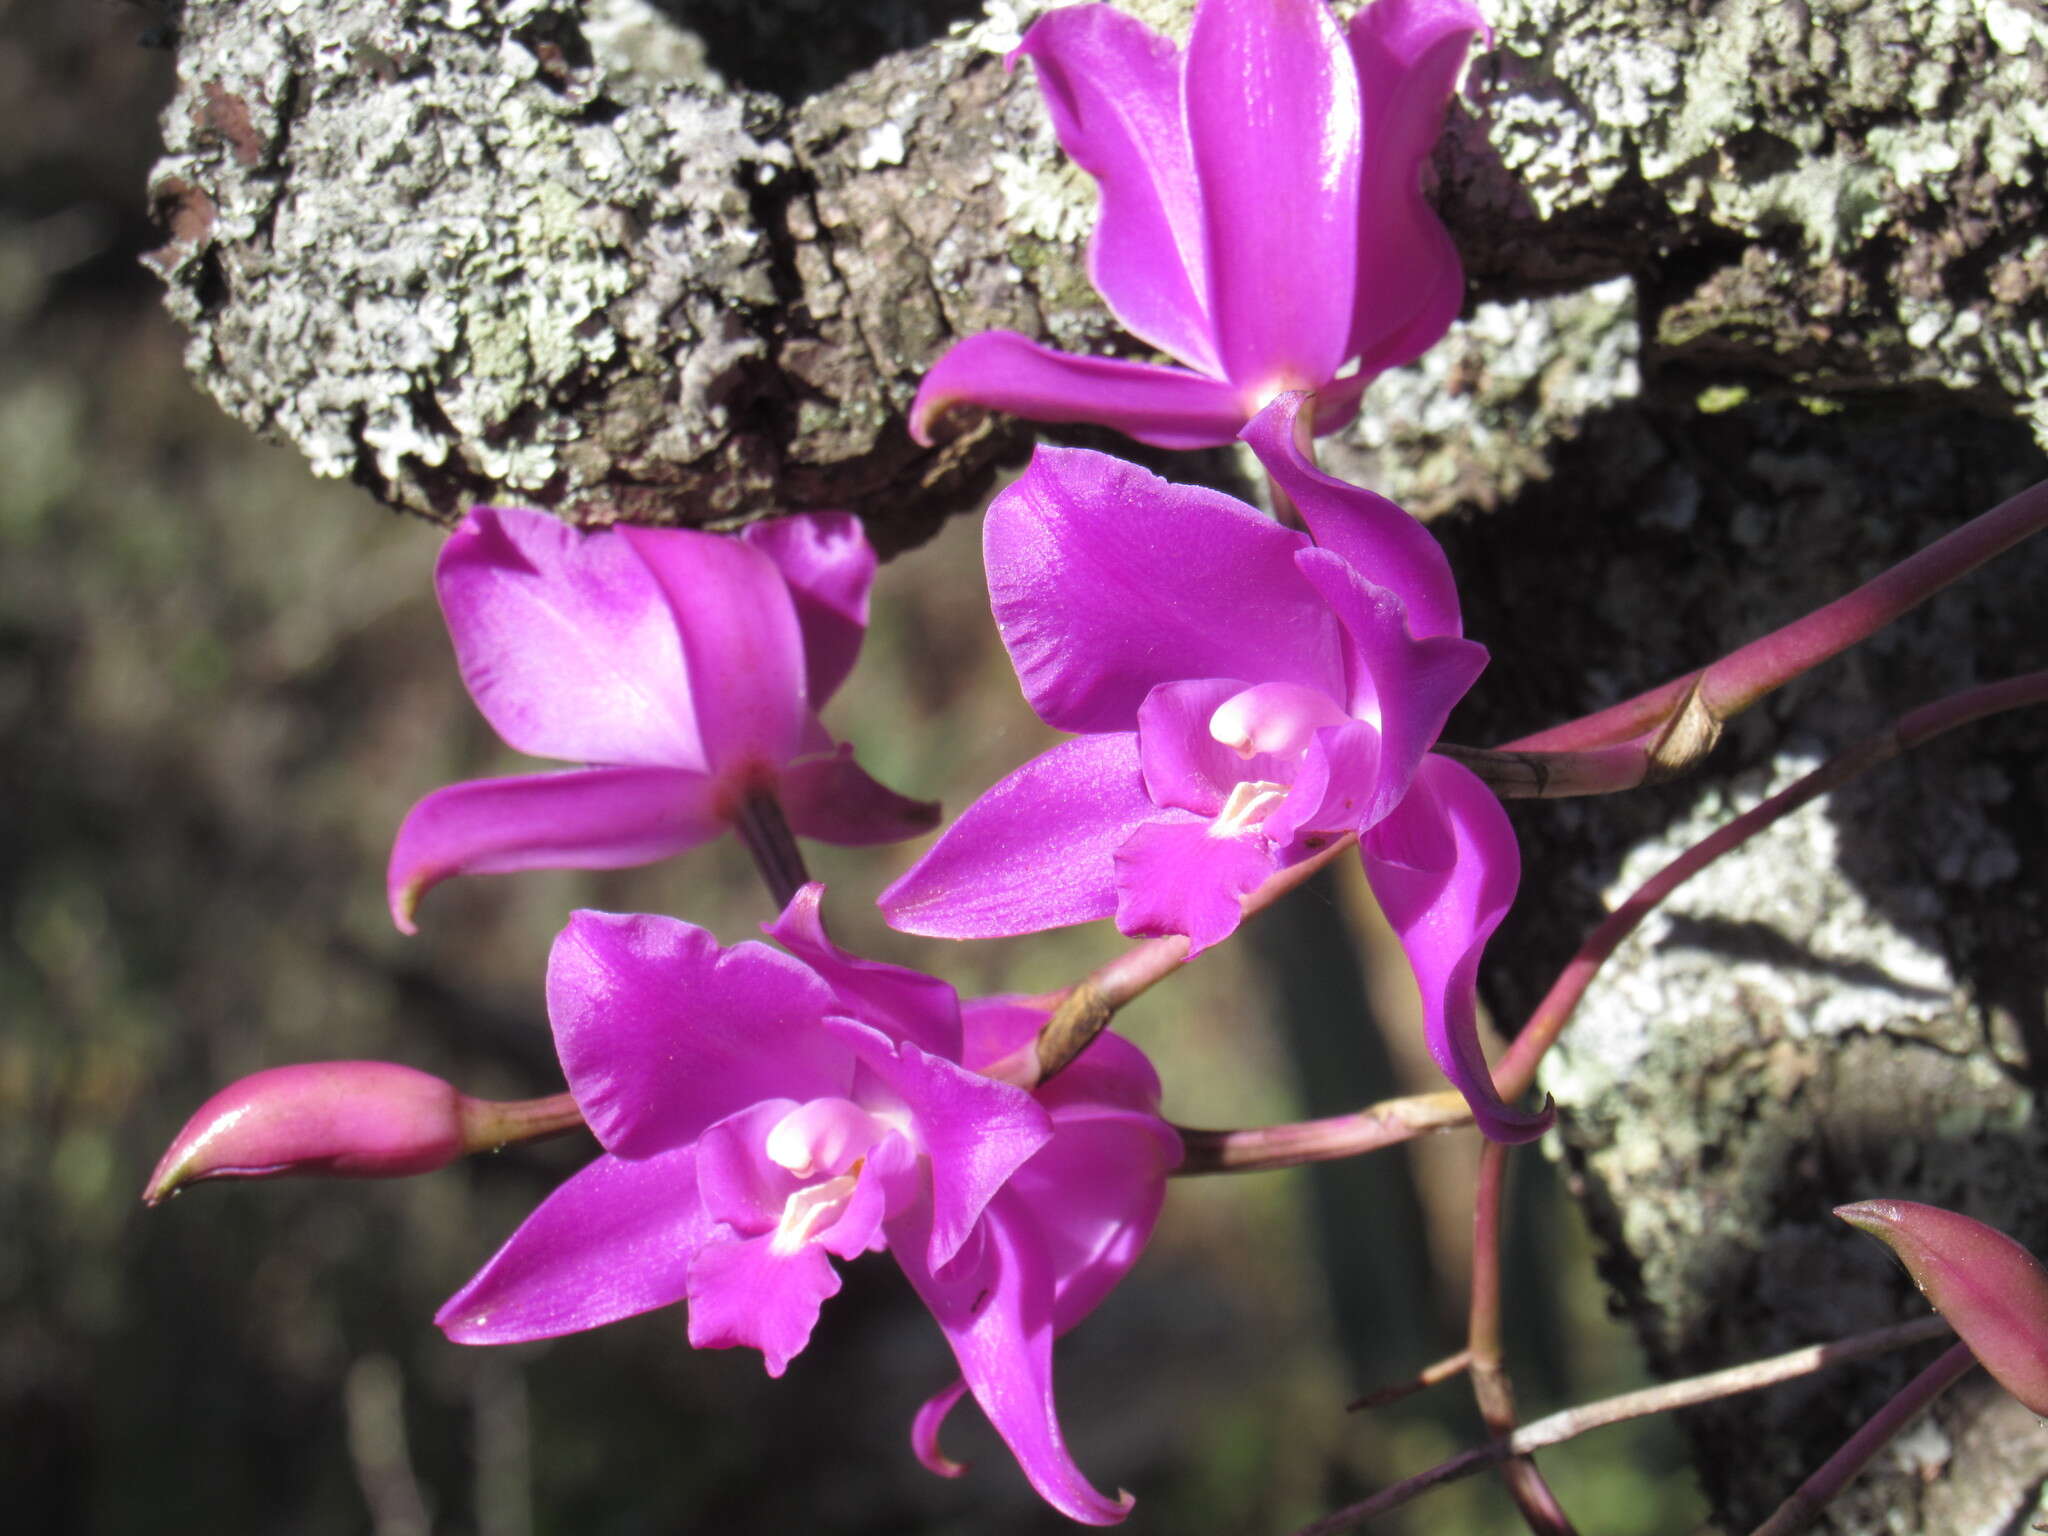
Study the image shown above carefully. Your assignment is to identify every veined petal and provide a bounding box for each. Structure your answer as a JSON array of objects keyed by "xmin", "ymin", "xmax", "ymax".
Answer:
[
  {"xmin": 436, "ymin": 506, "xmax": 702, "ymax": 767},
  {"xmin": 1136, "ymin": 678, "xmax": 1297, "ymax": 818},
  {"xmin": 685, "ymin": 1231, "xmax": 840, "ymax": 1379},
  {"xmin": 1363, "ymin": 754, "xmax": 1550, "ymax": 1142},
  {"xmin": 880, "ymin": 734, "xmax": 1152, "ymax": 940},
  {"xmin": 1112, "ymin": 813, "xmax": 1279, "ymax": 956},
  {"xmin": 890, "ymin": 1192, "xmax": 1134, "ymax": 1525},
  {"xmin": 738, "ymin": 512, "xmax": 875, "ymax": 706},
  {"xmin": 386, "ymin": 765, "xmax": 726, "ymax": 934},
  {"xmin": 620, "ymin": 527, "xmax": 810, "ymax": 775},
  {"xmin": 1347, "ymin": 0, "xmax": 1484, "ymax": 372},
  {"xmin": 1294, "ymin": 547, "xmax": 1487, "ymax": 823},
  {"xmin": 1015, "ymin": 6, "xmax": 1219, "ymax": 375},
  {"xmin": 437, "ymin": 1146, "xmax": 708, "ymax": 1344},
  {"xmin": 1243, "ymin": 393, "xmax": 1465, "ymax": 640},
  {"xmin": 987, "ymin": 446, "xmax": 1343, "ymax": 734},
  {"xmin": 910, "ymin": 333, "xmax": 1247, "ymax": 450},
  {"xmin": 825, "ymin": 1017, "xmax": 1053, "ymax": 1272},
  {"xmin": 548, "ymin": 912, "xmax": 850, "ymax": 1158},
  {"xmin": 778, "ymin": 745, "xmax": 942, "ymax": 848},
  {"xmin": 1187, "ymin": 0, "xmax": 1361, "ymax": 398},
  {"xmin": 766, "ymin": 884, "xmax": 963, "ymax": 1060}
]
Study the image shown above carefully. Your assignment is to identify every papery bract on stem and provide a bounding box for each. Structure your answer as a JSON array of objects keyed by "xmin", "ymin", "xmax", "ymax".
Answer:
[
  {"xmin": 1837, "ymin": 1198, "xmax": 2048, "ymax": 1416},
  {"xmin": 881, "ymin": 392, "xmax": 1546, "ymax": 1141},
  {"xmin": 911, "ymin": 0, "xmax": 1485, "ymax": 450},
  {"xmin": 387, "ymin": 507, "xmax": 937, "ymax": 931},
  {"xmin": 437, "ymin": 885, "xmax": 1178, "ymax": 1524}
]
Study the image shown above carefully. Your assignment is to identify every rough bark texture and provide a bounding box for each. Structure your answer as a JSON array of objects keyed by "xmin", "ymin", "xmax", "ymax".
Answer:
[{"xmin": 149, "ymin": 0, "xmax": 2048, "ymax": 1528}]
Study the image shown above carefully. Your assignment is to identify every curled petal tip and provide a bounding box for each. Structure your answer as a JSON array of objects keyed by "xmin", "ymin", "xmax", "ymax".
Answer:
[
  {"xmin": 389, "ymin": 874, "xmax": 428, "ymax": 936},
  {"xmin": 145, "ymin": 1062, "xmax": 469, "ymax": 1205},
  {"xmin": 1836, "ymin": 1197, "xmax": 2048, "ymax": 1416}
]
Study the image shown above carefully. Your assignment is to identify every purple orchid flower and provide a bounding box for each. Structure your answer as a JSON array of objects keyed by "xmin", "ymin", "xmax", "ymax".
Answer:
[
  {"xmin": 880, "ymin": 392, "xmax": 1546, "ymax": 1142},
  {"xmin": 387, "ymin": 506, "xmax": 937, "ymax": 932},
  {"xmin": 438, "ymin": 885, "xmax": 1179, "ymax": 1525},
  {"xmin": 910, "ymin": 0, "xmax": 1484, "ymax": 451}
]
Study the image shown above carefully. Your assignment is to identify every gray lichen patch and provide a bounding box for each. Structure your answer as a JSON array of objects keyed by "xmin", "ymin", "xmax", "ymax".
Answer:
[
  {"xmin": 153, "ymin": 0, "xmax": 786, "ymax": 521},
  {"xmin": 1461, "ymin": 0, "xmax": 2048, "ymax": 446}
]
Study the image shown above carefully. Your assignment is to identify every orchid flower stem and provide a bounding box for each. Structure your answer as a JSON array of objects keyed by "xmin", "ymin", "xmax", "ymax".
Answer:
[
  {"xmin": 1433, "ymin": 734, "xmax": 1706, "ymax": 799},
  {"xmin": 457, "ymin": 1091, "xmax": 586, "ymax": 1154},
  {"xmin": 1468, "ymin": 1141, "xmax": 1582, "ymax": 1536},
  {"xmin": 1348, "ymin": 1349, "xmax": 1474, "ymax": 1412},
  {"xmin": 1747, "ymin": 1341, "xmax": 1978, "ymax": 1536},
  {"xmin": 1292, "ymin": 1315, "xmax": 1956, "ymax": 1536},
  {"xmin": 1031, "ymin": 833, "xmax": 1357, "ymax": 1084},
  {"xmin": 733, "ymin": 788, "xmax": 811, "ymax": 910},
  {"xmin": 1172, "ymin": 1088, "xmax": 1469, "ymax": 1173},
  {"xmin": 1493, "ymin": 669, "xmax": 2048, "ymax": 1105},
  {"xmin": 1507, "ymin": 475, "xmax": 2048, "ymax": 756}
]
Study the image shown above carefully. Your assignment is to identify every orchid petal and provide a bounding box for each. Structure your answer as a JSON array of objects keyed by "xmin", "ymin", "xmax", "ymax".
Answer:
[
  {"xmin": 1136, "ymin": 677, "xmax": 1316, "ymax": 818},
  {"xmin": 620, "ymin": 526, "xmax": 810, "ymax": 774},
  {"xmin": 1112, "ymin": 813, "xmax": 1278, "ymax": 956},
  {"xmin": 1261, "ymin": 718, "xmax": 1384, "ymax": 846},
  {"xmin": 957, "ymin": 999, "xmax": 1166, "ymax": 1122},
  {"xmin": 912, "ymin": 1379, "xmax": 974, "ymax": 1478},
  {"xmin": 910, "ymin": 332, "xmax": 1248, "ymax": 450},
  {"xmin": 879, "ymin": 734, "xmax": 1152, "ymax": 940},
  {"xmin": 826, "ymin": 1017, "xmax": 1053, "ymax": 1272},
  {"xmin": 695, "ymin": 1100, "xmax": 810, "ymax": 1233},
  {"xmin": 890, "ymin": 1192, "xmax": 1134, "ymax": 1525},
  {"xmin": 548, "ymin": 912, "xmax": 849, "ymax": 1158},
  {"xmin": 1008, "ymin": 1105, "xmax": 1179, "ymax": 1333},
  {"xmin": 1347, "ymin": 0, "xmax": 1484, "ymax": 372},
  {"xmin": 1014, "ymin": 6, "xmax": 1219, "ymax": 375},
  {"xmin": 436, "ymin": 506, "xmax": 702, "ymax": 767},
  {"xmin": 987, "ymin": 446, "xmax": 1342, "ymax": 733},
  {"xmin": 387, "ymin": 765, "xmax": 725, "ymax": 933},
  {"xmin": 1294, "ymin": 547, "xmax": 1487, "ymax": 821},
  {"xmin": 777, "ymin": 746, "xmax": 942, "ymax": 847},
  {"xmin": 738, "ymin": 512, "xmax": 875, "ymax": 706},
  {"xmin": 1363, "ymin": 754, "xmax": 1550, "ymax": 1142},
  {"xmin": 1243, "ymin": 393, "xmax": 1465, "ymax": 639},
  {"xmin": 1187, "ymin": 0, "xmax": 1361, "ymax": 398},
  {"xmin": 765, "ymin": 884, "xmax": 963, "ymax": 1060},
  {"xmin": 436, "ymin": 1146, "xmax": 709, "ymax": 1344},
  {"xmin": 685, "ymin": 1231, "xmax": 841, "ymax": 1379}
]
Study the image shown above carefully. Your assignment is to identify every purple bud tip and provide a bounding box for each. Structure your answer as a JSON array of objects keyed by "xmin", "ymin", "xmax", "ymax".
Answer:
[
  {"xmin": 1836, "ymin": 1198, "xmax": 2048, "ymax": 1415},
  {"xmin": 144, "ymin": 1061, "xmax": 469, "ymax": 1205}
]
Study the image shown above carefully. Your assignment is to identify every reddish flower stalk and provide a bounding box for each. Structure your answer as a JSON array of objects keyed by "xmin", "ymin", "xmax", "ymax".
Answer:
[
  {"xmin": 1746, "ymin": 1342, "xmax": 1978, "ymax": 1536},
  {"xmin": 1494, "ymin": 669, "xmax": 2048, "ymax": 1105},
  {"xmin": 1467, "ymin": 1141, "xmax": 1581, "ymax": 1536},
  {"xmin": 1507, "ymin": 476, "xmax": 2048, "ymax": 756}
]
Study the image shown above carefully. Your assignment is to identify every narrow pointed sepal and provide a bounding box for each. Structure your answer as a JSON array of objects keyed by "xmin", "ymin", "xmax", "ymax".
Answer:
[{"xmin": 1836, "ymin": 1199, "xmax": 2048, "ymax": 1415}]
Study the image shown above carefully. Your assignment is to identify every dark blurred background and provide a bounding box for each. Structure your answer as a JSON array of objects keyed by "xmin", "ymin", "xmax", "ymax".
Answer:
[{"xmin": 1, "ymin": 2, "xmax": 1697, "ymax": 1531}]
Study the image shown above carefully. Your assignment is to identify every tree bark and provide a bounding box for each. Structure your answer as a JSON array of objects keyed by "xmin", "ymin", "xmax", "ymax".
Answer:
[{"xmin": 149, "ymin": 1, "xmax": 2048, "ymax": 1527}]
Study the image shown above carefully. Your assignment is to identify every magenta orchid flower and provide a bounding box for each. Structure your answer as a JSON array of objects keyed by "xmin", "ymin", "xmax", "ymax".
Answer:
[
  {"xmin": 881, "ymin": 392, "xmax": 1545, "ymax": 1142},
  {"xmin": 910, "ymin": 0, "xmax": 1484, "ymax": 451},
  {"xmin": 438, "ymin": 885, "xmax": 1179, "ymax": 1525},
  {"xmin": 387, "ymin": 506, "xmax": 937, "ymax": 932}
]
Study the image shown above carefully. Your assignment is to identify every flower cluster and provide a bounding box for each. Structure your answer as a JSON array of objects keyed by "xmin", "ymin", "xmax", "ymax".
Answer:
[{"xmin": 150, "ymin": 0, "xmax": 1510, "ymax": 1521}]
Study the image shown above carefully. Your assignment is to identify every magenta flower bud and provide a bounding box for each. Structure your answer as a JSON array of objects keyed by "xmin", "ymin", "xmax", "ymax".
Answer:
[
  {"xmin": 145, "ymin": 1061, "xmax": 470, "ymax": 1204},
  {"xmin": 1836, "ymin": 1198, "xmax": 2048, "ymax": 1415}
]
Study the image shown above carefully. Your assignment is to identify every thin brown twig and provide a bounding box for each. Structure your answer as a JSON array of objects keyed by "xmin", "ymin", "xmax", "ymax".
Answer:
[
  {"xmin": 1347, "ymin": 1349, "xmax": 1473, "ymax": 1412},
  {"xmin": 1292, "ymin": 1315, "xmax": 1955, "ymax": 1535}
]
